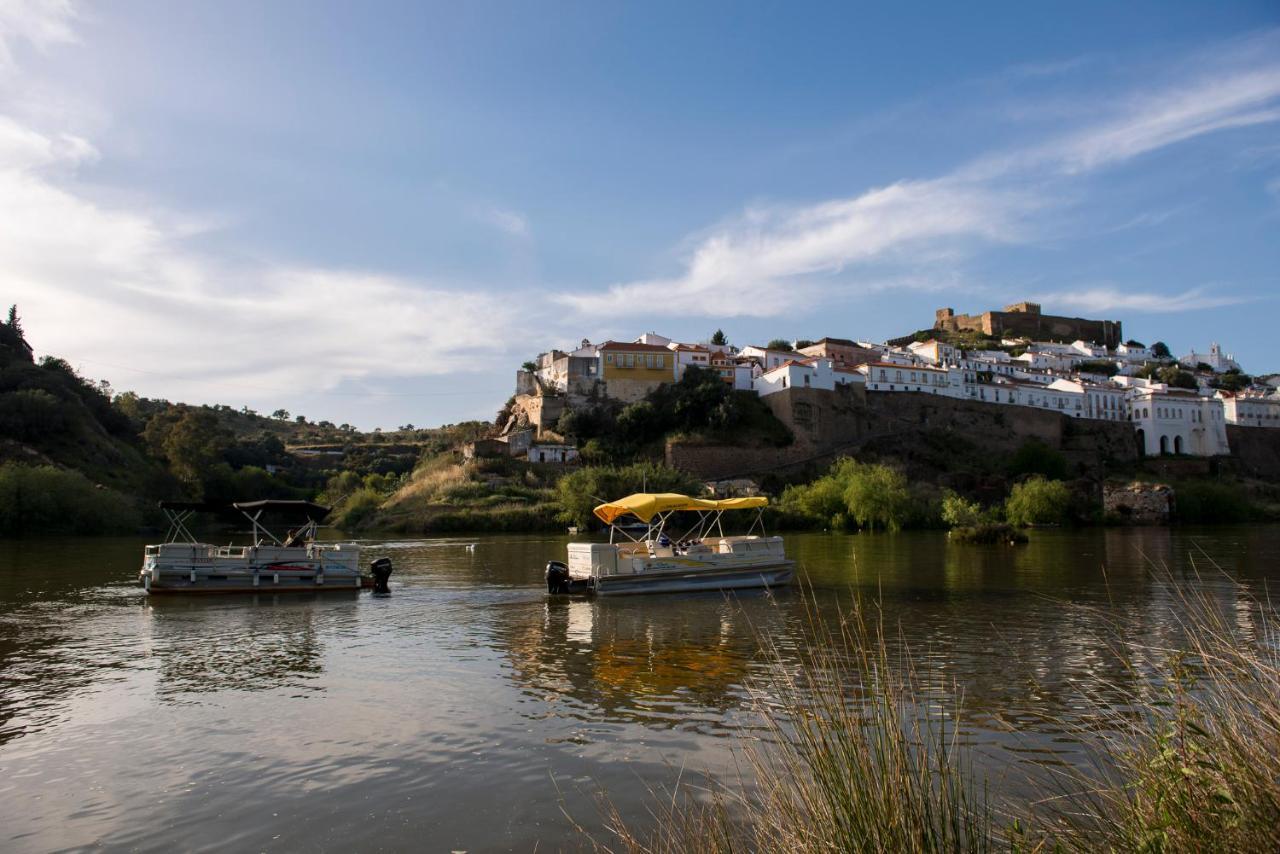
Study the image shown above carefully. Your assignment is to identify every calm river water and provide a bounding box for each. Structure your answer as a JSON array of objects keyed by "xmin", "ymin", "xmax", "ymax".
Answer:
[{"xmin": 1, "ymin": 526, "xmax": 1277, "ymax": 851}]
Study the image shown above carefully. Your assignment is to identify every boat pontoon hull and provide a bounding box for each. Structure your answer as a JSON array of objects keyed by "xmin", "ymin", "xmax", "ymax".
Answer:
[{"xmin": 591, "ymin": 562, "xmax": 794, "ymax": 596}]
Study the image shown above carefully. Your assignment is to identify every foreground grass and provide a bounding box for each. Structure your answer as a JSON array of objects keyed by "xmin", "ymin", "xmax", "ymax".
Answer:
[{"xmin": 593, "ymin": 564, "xmax": 1280, "ymax": 853}]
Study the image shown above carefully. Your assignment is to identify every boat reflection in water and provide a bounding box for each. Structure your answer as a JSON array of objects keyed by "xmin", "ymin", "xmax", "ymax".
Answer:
[
  {"xmin": 142, "ymin": 593, "xmax": 351, "ymax": 698},
  {"xmin": 500, "ymin": 590, "xmax": 792, "ymax": 733}
]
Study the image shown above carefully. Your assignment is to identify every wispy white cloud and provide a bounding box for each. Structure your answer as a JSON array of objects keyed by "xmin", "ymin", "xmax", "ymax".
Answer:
[
  {"xmin": 1034, "ymin": 285, "xmax": 1255, "ymax": 315},
  {"xmin": 472, "ymin": 204, "xmax": 531, "ymax": 239},
  {"xmin": 562, "ymin": 30, "xmax": 1280, "ymax": 320},
  {"xmin": 0, "ymin": 13, "xmax": 526, "ymax": 416},
  {"xmin": 560, "ymin": 179, "xmax": 1032, "ymax": 317},
  {"xmin": 0, "ymin": 0, "xmax": 76, "ymax": 71}
]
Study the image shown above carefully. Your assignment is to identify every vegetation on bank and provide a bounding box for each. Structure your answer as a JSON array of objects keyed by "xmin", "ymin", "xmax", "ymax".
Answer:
[
  {"xmin": 599, "ymin": 570, "xmax": 1280, "ymax": 852},
  {"xmin": 554, "ymin": 366, "xmax": 792, "ymax": 464},
  {"xmin": 0, "ymin": 463, "xmax": 140, "ymax": 536}
]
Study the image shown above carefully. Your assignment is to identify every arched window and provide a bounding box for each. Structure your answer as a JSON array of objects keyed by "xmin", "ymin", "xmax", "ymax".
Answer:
[{"xmin": 1174, "ymin": 435, "xmax": 1183, "ymax": 454}]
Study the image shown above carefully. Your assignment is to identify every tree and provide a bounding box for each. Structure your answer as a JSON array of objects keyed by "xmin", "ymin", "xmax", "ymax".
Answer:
[
  {"xmin": 794, "ymin": 339, "xmax": 815, "ymax": 350},
  {"xmin": 143, "ymin": 407, "xmax": 233, "ymax": 497},
  {"xmin": 1151, "ymin": 341, "xmax": 1171, "ymax": 359},
  {"xmin": 271, "ymin": 408, "xmax": 289, "ymax": 420},
  {"xmin": 710, "ymin": 329, "xmax": 727, "ymax": 346},
  {"xmin": 1005, "ymin": 477, "xmax": 1072, "ymax": 527},
  {"xmin": 1124, "ymin": 339, "xmax": 1145, "ymax": 348},
  {"xmin": 6, "ymin": 305, "xmax": 21, "ymax": 337},
  {"xmin": 521, "ymin": 361, "xmax": 537, "ymax": 372},
  {"xmin": 295, "ymin": 414, "xmax": 307, "ymax": 424},
  {"xmin": 765, "ymin": 338, "xmax": 794, "ymax": 352}
]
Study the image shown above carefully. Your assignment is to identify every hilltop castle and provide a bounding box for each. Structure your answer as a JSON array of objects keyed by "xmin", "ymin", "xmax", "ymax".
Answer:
[{"xmin": 934, "ymin": 301, "xmax": 1122, "ymax": 349}]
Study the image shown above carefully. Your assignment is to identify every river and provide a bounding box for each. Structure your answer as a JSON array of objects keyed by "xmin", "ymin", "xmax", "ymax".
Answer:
[{"xmin": 1, "ymin": 526, "xmax": 1276, "ymax": 851}]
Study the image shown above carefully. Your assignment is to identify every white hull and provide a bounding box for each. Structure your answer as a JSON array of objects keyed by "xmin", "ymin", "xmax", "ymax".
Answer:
[
  {"xmin": 592, "ymin": 562, "xmax": 794, "ymax": 596},
  {"xmin": 141, "ymin": 542, "xmax": 363, "ymax": 594},
  {"xmin": 562, "ymin": 535, "xmax": 794, "ymax": 597}
]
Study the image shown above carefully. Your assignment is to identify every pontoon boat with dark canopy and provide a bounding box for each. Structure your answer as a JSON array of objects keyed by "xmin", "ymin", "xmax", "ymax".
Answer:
[{"xmin": 140, "ymin": 500, "xmax": 388, "ymax": 594}]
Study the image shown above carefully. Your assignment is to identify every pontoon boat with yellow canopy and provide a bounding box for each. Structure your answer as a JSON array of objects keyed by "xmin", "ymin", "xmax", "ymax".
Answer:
[{"xmin": 545, "ymin": 492, "xmax": 793, "ymax": 596}]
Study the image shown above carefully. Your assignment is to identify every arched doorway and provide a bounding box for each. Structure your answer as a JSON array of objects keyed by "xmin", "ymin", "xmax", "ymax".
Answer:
[
  {"xmin": 1159, "ymin": 435, "xmax": 1169, "ymax": 455},
  {"xmin": 1174, "ymin": 435, "xmax": 1183, "ymax": 455},
  {"xmin": 1135, "ymin": 428, "xmax": 1146, "ymax": 457}
]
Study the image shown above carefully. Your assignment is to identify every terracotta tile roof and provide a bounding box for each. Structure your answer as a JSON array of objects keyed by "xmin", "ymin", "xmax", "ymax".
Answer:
[{"xmin": 599, "ymin": 341, "xmax": 674, "ymax": 352}]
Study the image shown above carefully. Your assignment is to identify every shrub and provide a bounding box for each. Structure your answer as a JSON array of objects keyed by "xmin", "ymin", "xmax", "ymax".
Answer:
[
  {"xmin": 1172, "ymin": 480, "xmax": 1258, "ymax": 523},
  {"xmin": 941, "ymin": 493, "xmax": 984, "ymax": 528},
  {"xmin": 1004, "ymin": 476, "xmax": 1072, "ymax": 527},
  {"xmin": 779, "ymin": 459, "xmax": 923, "ymax": 532},
  {"xmin": 555, "ymin": 462, "xmax": 703, "ymax": 528},
  {"xmin": 0, "ymin": 463, "xmax": 140, "ymax": 535}
]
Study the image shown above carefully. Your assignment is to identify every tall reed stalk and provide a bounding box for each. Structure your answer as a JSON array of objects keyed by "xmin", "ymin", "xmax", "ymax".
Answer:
[{"xmin": 591, "ymin": 561, "xmax": 1280, "ymax": 853}]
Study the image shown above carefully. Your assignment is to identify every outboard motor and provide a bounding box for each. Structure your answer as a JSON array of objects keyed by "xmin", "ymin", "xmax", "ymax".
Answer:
[
  {"xmin": 545, "ymin": 560, "xmax": 571, "ymax": 594},
  {"xmin": 369, "ymin": 557, "xmax": 394, "ymax": 594}
]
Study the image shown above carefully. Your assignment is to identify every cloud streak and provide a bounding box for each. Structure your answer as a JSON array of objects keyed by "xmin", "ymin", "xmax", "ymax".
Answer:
[
  {"xmin": 563, "ymin": 31, "xmax": 1280, "ymax": 319},
  {"xmin": 1034, "ymin": 286, "xmax": 1256, "ymax": 315}
]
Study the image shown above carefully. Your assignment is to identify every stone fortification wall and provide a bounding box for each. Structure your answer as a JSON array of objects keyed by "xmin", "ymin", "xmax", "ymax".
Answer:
[
  {"xmin": 934, "ymin": 304, "xmax": 1122, "ymax": 348},
  {"xmin": 666, "ymin": 387, "xmax": 1139, "ymax": 482},
  {"xmin": 1226, "ymin": 425, "xmax": 1280, "ymax": 479}
]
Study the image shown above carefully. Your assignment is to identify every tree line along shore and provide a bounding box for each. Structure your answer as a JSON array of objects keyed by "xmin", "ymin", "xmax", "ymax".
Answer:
[{"xmin": 1, "ymin": 309, "xmax": 1276, "ymax": 537}]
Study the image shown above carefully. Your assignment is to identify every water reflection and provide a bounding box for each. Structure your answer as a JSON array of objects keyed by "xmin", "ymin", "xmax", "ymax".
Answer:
[
  {"xmin": 498, "ymin": 593, "xmax": 788, "ymax": 733},
  {"xmin": 144, "ymin": 596, "xmax": 349, "ymax": 698},
  {"xmin": 0, "ymin": 527, "xmax": 1277, "ymax": 850}
]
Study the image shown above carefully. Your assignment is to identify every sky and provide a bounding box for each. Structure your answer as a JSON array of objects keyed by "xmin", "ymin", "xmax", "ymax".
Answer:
[{"xmin": 2, "ymin": 0, "xmax": 1278, "ymax": 429}]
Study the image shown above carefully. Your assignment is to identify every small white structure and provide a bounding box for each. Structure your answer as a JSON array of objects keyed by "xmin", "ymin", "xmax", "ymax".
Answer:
[
  {"xmin": 1115, "ymin": 342, "xmax": 1153, "ymax": 361},
  {"xmin": 528, "ymin": 443, "xmax": 579, "ymax": 464}
]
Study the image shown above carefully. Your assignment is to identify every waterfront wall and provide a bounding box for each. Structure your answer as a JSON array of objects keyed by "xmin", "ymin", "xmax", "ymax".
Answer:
[
  {"xmin": 666, "ymin": 387, "xmax": 1140, "ymax": 481},
  {"xmin": 1226, "ymin": 425, "xmax": 1280, "ymax": 480}
]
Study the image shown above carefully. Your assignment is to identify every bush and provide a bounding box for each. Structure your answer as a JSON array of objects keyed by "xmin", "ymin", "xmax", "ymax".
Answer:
[
  {"xmin": 555, "ymin": 462, "xmax": 703, "ymax": 528},
  {"xmin": 941, "ymin": 493, "xmax": 984, "ymax": 528},
  {"xmin": 1172, "ymin": 480, "xmax": 1258, "ymax": 523},
  {"xmin": 0, "ymin": 463, "xmax": 140, "ymax": 535},
  {"xmin": 1004, "ymin": 476, "xmax": 1072, "ymax": 527},
  {"xmin": 334, "ymin": 486, "xmax": 383, "ymax": 529},
  {"xmin": 779, "ymin": 459, "xmax": 929, "ymax": 532}
]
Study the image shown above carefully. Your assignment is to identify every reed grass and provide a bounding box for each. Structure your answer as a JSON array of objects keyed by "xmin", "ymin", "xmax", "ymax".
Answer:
[{"xmin": 591, "ymin": 560, "xmax": 1280, "ymax": 853}]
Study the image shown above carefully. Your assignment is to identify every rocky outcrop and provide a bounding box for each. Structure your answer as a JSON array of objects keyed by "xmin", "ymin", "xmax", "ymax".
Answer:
[{"xmin": 1103, "ymin": 481, "xmax": 1173, "ymax": 524}]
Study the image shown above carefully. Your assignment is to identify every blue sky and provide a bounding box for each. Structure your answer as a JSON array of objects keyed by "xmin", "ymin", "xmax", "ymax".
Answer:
[{"xmin": 2, "ymin": 1, "xmax": 1278, "ymax": 428}]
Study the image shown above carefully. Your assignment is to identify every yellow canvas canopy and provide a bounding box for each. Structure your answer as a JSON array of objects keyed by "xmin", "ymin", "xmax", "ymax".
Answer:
[{"xmin": 592, "ymin": 492, "xmax": 768, "ymax": 525}]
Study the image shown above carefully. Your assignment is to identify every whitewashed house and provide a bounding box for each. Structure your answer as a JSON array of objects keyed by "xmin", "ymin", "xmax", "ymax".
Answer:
[
  {"xmin": 754, "ymin": 358, "xmax": 827, "ymax": 396},
  {"xmin": 669, "ymin": 342, "xmax": 712, "ymax": 379},
  {"xmin": 1129, "ymin": 387, "xmax": 1230, "ymax": 457},
  {"xmin": 1115, "ymin": 342, "xmax": 1153, "ymax": 361},
  {"xmin": 1082, "ymin": 382, "xmax": 1128, "ymax": 422},
  {"xmin": 1219, "ymin": 391, "xmax": 1280, "ymax": 428},
  {"xmin": 740, "ymin": 345, "xmax": 802, "ymax": 372},
  {"xmin": 907, "ymin": 339, "xmax": 958, "ymax": 366},
  {"xmin": 860, "ymin": 362, "xmax": 952, "ymax": 395}
]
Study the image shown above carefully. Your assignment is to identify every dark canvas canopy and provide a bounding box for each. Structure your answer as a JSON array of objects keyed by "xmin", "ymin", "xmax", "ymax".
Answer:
[{"xmin": 159, "ymin": 500, "xmax": 331, "ymax": 520}]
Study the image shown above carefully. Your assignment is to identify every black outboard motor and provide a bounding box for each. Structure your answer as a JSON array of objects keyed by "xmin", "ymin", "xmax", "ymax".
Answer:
[
  {"xmin": 545, "ymin": 560, "xmax": 571, "ymax": 594},
  {"xmin": 369, "ymin": 557, "xmax": 394, "ymax": 594}
]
